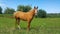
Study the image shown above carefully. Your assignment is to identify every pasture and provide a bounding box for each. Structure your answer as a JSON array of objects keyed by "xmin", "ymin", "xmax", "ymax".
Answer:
[{"xmin": 0, "ymin": 16, "xmax": 60, "ymax": 34}]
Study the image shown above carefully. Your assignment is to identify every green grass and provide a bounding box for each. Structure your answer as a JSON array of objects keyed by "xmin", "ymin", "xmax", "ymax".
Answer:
[{"xmin": 0, "ymin": 17, "xmax": 60, "ymax": 34}]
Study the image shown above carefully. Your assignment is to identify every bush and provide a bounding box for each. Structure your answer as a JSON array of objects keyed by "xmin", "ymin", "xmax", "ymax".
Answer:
[{"xmin": 37, "ymin": 9, "xmax": 47, "ymax": 18}]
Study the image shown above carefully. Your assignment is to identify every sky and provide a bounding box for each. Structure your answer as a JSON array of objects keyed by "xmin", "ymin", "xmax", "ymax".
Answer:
[{"xmin": 0, "ymin": 0, "xmax": 60, "ymax": 13}]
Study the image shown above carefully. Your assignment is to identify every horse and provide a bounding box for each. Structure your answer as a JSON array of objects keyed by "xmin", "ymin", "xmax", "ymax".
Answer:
[{"xmin": 13, "ymin": 6, "xmax": 38, "ymax": 31}]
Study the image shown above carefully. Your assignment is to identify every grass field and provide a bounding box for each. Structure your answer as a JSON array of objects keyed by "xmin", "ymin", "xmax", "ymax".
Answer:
[{"xmin": 0, "ymin": 17, "xmax": 60, "ymax": 34}]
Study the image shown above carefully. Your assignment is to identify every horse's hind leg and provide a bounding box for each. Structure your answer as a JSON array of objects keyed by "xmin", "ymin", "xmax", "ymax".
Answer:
[
  {"xmin": 15, "ymin": 18, "xmax": 20, "ymax": 29},
  {"xmin": 17, "ymin": 18, "xmax": 21, "ymax": 29}
]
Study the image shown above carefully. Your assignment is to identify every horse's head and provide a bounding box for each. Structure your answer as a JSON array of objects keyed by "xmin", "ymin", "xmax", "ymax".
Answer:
[{"xmin": 34, "ymin": 6, "xmax": 38, "ymax": 15}]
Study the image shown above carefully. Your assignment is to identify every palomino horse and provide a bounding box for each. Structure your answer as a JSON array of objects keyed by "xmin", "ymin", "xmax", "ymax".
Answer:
[{"xmin": 13, "ymin": 6, "xmax": 38, "ymax": 31}]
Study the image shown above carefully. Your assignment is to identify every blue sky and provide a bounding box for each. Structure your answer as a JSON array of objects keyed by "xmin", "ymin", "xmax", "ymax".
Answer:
[{"xmin": 0, "ymin": 0, "xmax": 60, "ymax": 13}]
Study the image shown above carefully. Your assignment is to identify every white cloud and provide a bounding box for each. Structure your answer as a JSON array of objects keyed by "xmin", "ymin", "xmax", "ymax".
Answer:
[
  {"xmin": 0, "ymin": 3, "xmax": 7, "ymax": 8},
  {"xmin": 0, "ymin": 3, "xmax": 7, "ymax": 13}
]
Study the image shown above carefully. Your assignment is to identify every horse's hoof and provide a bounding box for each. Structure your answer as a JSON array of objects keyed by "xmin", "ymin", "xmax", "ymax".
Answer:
[{"xmin": 16, "ymin": 28, "xmax": 21, "ymax": 30}]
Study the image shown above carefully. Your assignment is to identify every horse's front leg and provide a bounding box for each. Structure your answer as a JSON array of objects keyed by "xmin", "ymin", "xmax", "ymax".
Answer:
[{"xmin": 27, "ymin": 20, "xmax": 31, "ymax": 31}]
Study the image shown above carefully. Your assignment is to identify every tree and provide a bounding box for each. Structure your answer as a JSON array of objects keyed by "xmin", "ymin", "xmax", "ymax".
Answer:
[
  {"xmin": 17, "ymin": 5, "xmax": 24, "ymax": 11},
  {"xmin": 4, "ymin": 7, "xmax": 15, "ymax": 14},
  {"xmin": 0, "ymin": 6, "xmax": 2, "ymax": 14},
  {"xmin": 37, "ymin": 9, "xmax": 47, "ymax": 18},
  {"xmin": 17, "ymin": 5, "xmax": 32, "ymax": 12},
  {"xmin": 23, "ymin": 5, "xmax": 32, "ymax": 12}
]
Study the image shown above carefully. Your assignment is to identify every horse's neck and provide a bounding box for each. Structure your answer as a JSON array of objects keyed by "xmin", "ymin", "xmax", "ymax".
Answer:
[{"xmin": 28, "ymin": 9, "xmax": 35, "ymax": 16}]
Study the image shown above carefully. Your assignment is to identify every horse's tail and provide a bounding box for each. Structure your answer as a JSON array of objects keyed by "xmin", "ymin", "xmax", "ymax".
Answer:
[{"xmin": 13, "ymin": 11, "xmax": 18, "ymax": 18}]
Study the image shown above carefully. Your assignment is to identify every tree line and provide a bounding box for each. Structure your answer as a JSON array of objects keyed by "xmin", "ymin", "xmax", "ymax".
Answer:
[{"xmin": 0, "ymin": 5, "xmax": 60, "ymax": 18}]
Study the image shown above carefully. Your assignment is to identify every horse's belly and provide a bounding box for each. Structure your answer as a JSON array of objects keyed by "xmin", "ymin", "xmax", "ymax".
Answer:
[
  {"xmin": 21, "ymin": 19, "xmax": 27, "ymax": 21},
  {"xmin": 20, "ymin": 16, "xmax": 27, "ymax": 21}
]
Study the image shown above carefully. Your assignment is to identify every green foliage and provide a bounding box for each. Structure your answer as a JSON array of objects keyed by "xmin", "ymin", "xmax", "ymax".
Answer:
[
  {"xmin": 17, "ymin": 5, "xmax": 32, "ymax": 12},
  {"xmin": 0, "ymin": 14, "xmax": 13, "ymax": 18},
  {"xmin": 47, "ymin": 13, "xmax": 60, "ymax": 18},
  {"xmin": 23, "ymin": 5, "xmax": 32, "ymax": 12},
  {"xmin": 4, "ymin": 7, "xmax": 15, "ymax": 14},
  {"xmin": 17, "ymin": 5, "xmax": 24, "ymax": 11},
  {"xmin": 0, "ymin": 6, "xmax": 2, "ymax": 14},
  {"xmin": 37, "ymin": 9, "xmax": 47, "ymax": 18}
]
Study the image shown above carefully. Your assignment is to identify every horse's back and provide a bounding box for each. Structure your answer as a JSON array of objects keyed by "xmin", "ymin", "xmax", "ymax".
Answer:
[{"xmin": 13, "ymin": 11, "xmax": 27, "ymax": 19}]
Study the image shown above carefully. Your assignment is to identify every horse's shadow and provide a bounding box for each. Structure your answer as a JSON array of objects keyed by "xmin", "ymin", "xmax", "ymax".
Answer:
[
  {"xmin": 10, "ymin": 26, "xmax": 41, "ymax": 32},
  {"xmin": 21, "ymin": 26, "xmax": 41, "ymax": 31}
]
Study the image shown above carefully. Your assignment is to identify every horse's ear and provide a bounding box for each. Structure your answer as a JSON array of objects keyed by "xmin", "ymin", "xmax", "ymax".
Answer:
[
  {"xmin": 34, "ymin": 6, "xmax": 38, "ymax": 9},
  {"xmin": 37, "ymin": 6, "xmax": 38, "ymax": 9},
  {"xmin": 34, "ymin": 6, "xmax": 36, "ymax": 8}
]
